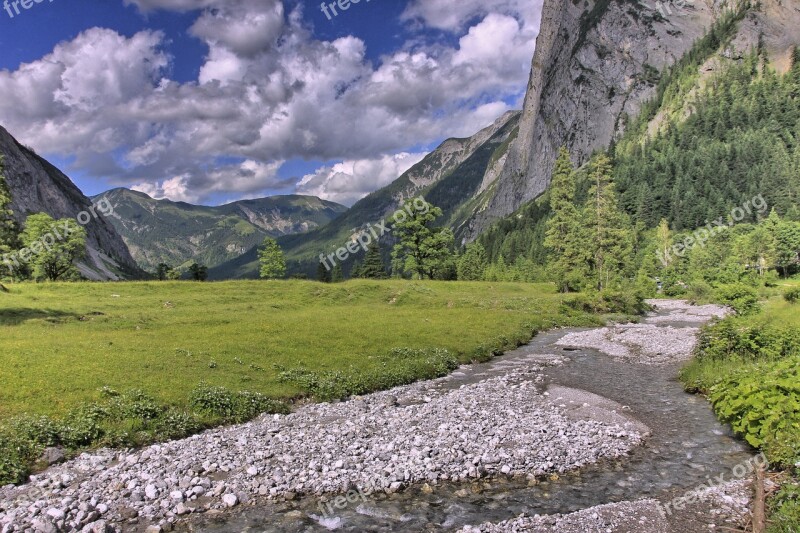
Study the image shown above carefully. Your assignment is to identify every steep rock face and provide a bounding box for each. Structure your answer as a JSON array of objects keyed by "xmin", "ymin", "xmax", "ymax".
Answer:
[
  {"xmin": 466, "ymin": 0, "xmax": 799, "ymax": 238},
  {"xmin": 0, "ymin": 126, "xmax": 140, "ymax": 280}
]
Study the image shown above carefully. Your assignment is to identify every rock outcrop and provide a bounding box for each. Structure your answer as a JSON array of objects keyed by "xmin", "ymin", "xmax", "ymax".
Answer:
[
  {"xmin": 466, "ymin": 0, "xmax": 800, "ymax": 238},
  {"xmin": 0, "ymin": 125, "xmax": 140, "ymax": 280}
]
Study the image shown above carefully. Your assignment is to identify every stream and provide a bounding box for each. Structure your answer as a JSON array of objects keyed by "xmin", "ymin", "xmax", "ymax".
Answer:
[{"xmin": 184, "ymin": 307, "xmax": 753, "ymax": 532}]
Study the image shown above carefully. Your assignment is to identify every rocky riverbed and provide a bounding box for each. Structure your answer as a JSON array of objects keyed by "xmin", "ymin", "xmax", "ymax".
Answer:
[
  {"xmin": 0, "ymin": 300, "xmax": 741, "ymax": 533},
  {"xmin": 0, "ymin": 367, "xmax": 644, "ymax": 532}
]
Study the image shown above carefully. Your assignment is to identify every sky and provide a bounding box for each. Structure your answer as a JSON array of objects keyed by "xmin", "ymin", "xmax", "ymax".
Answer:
[{"xmin": 0, "ymin": 0, "xmax": 541, "ymax": 207}]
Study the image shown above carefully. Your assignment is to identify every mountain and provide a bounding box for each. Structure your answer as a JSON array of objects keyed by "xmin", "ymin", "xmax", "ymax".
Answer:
[
  {"xmin": 465, "ymin": 0, "xmax": 800, "ymax": 239},
  {"xmin": 478, "ymin": 0, "xmax": 800, "ymax": 265},
  {"xmin": 209, "ymin": 111, "xmax": 521, "ymax": 279},
  {"xmin": 93, "ymin": 188, "xmax": 347, "ymax": 272},
  {"xmin": 0, "ymin": 126, "xmax": 141, "ymax": 280}
]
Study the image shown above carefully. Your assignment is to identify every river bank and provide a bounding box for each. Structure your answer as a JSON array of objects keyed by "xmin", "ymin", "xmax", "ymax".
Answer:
[{"xmin": 1, "ymin": 300, "xmax": 753, "ymax": 533}]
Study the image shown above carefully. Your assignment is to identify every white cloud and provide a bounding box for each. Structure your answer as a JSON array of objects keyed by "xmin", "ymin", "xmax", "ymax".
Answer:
[
  {"xmin": 0, "ymin": 0, "xmax": 540, "ymax": 205},
  {"xmin": 297, "ymin": 152, "xmax": 428, "ymax": 206}
]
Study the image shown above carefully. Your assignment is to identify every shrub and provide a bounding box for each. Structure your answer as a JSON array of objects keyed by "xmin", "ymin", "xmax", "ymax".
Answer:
[
  {"xmin": 564, "ymin": 289, "xmax": 648, "ymax": 315},
  {"xmin": 189, "ymin": 383, "xmax": 236, "ymax": 418},
  {"xmin": 784, "ymin": 287, "xmax": 800, "ymax": 304},
  {"xmin": 5, "ymin": 415, "xmax": 60, "ymax": 448},
  {"xmin": 715, "ymin": 283, "xmax": 760, "ymax": 315},
  {"xmin": 709, "ymin": 358, "xmax": 800, "ymax": 467}
]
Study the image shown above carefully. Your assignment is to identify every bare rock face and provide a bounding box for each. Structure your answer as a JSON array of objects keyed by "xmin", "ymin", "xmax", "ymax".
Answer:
[
  {"xmin": 0, "ymin": 125, "xmax": 140, "ymax": 280},
  {"xmin": 466, "ymin": 0, "xmax": 800, "ymax": 238}
]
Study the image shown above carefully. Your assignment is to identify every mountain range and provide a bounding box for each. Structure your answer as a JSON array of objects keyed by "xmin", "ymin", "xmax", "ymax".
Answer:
[
  {"xmin": 2, "ymin": 0, "xmax": 799, "ymax": 280},
  {"xmin": 93, "ymin": 189, "xmax": 346, "ymax": 273}
]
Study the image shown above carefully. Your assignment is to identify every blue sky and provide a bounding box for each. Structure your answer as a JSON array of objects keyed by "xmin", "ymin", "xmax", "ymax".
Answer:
[{"xmin": 0, "ymin": 0, "xmax": 539, "ymax": 206}]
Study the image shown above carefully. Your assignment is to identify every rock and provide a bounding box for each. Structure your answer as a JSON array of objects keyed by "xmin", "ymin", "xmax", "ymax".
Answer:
[
  {"xmin": 222, "ymin": 494, "xmax": 238, "ymax": 508},
  {"xmin": 39, "ymin": 448, "xmax": 66, "ymax": 466}
]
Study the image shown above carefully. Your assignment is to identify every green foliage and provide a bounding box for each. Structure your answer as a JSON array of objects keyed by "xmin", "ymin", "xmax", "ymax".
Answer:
[
  {"xmin": 391, "ymin": 199, "xmax": 455, "ymax": 279},
  {"xmin": 582, "ymin": 154, "xmax": 635, "ymax": 291},
  {"xmin": 19, "ymin": 213, "xmax": 87, "ymax": 281},
  {"xmin": 188, "ymin": 263, "xmax": 208, "ymax": 281},
  {"xmin": 563, "ymin": 288, "xmax": 648, "ymax": 315},
  {"xmin": 457, "ymin": 242, "xmax": 488, "ymax": 281},
  {"xmin": 258, "ymin": 238, "xmax": 286, "ymax": 279},
  {"xmin": 359, "ymin": 242, "xmax": 388, "ymax": 279},
  {"xmin": 189, "ymin": 382, "xmax": 288, "ymax": 423},
  {"xmin": 544, "ymin": 147, "xmax": 588, "ymax": 291},
  {"xmin": 715, "ymin": 283, "xmax": 760, "ymax": 315},
  {"xmin": 278, "ymin": 347, "xmax": 460, "ymax": 402},
  {"xmin": 331, "ymin": 263, "xmax": 344, "ymax": 283},
  {"xmin": 0, "ymin": 383, "xmax": 287, "ymax": 485},
  {"xmin": 317, "ymin": 261, "xmax": 331, "ymax": 283},
  {"xmin": 0, "ymin": 156, "xmax": 18, "ymax": 265},
  {"xmin": 708, "ymin": 358, "xmax": 800, "ymax": 466},
  {"xmin": 155, "ymin": 263, "xmax": 181, "ymax": 281},
  {"xmin": 770, "ymin": 480, "xmax": 800, "ymax": 532},
  {"xmin": 784, "ymin": 287, "xmax": 800, "ymax": 304}
]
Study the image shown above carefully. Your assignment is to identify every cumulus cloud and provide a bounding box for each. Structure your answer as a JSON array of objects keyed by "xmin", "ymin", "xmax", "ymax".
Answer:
[
  {"xmin": 0, "ymin": 0, "xmax": 540, "ymax": 205},
  {"xmin": 297, "ymin": 152, "xmax": 428, "ymax": 206}
]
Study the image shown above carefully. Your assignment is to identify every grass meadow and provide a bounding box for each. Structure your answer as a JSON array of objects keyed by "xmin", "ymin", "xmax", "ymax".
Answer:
[{"xmin": 0, "ymin": 279, "xmax": 598, "ymax": 420}]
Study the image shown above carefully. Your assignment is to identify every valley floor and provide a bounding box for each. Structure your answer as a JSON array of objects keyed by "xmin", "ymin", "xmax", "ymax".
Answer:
[{"xmin": 0, "ymin": 299, "xmax": 757, "ymax": 532}]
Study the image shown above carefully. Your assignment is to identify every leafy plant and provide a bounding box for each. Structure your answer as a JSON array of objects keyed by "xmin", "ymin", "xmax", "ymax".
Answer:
[{"xmin": 784, "ymin": 287, "xmax": 800, "ymax": 304}]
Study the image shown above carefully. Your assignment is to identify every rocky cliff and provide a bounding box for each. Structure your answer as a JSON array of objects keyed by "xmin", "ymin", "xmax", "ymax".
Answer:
[
  {"xmin": 466, "ymin": 0, "xmax": 800, "ymax": 238},
  {"xmin": 0, "ymin": 126, "xmax": 141, "ymax": 280}
]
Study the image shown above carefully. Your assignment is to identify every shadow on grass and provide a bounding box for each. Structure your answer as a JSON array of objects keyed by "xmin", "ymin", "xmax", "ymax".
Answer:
[{"xmin": 0, "ymin": 308, "xmax": 83, "ymax": 326}]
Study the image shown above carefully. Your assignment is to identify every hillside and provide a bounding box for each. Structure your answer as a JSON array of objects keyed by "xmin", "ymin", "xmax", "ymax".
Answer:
[
  {"xmin": 479, "ymin": 4, "xmax": 800, "ymax": 265},
  {"xmin": 93, "ymin": 189, "xmax": 347, "ymax": 272},
  {"xmin": 466, "ymin": 0, "xmax": 800, "ymax": 239},
  {"xmin": 210, "ymin": 111, "xmax": 521, "ymax": 279},
  {"xmin": 0, "ymin": 126, "xmax": 141, "ymax": 280}
]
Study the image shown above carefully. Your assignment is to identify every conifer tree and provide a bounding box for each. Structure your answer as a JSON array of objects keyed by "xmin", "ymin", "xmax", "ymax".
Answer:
[
  {"xmin": 544, "ymin": 147, "xmax": 589, "ymax": 291},
  {"xmin": 331, "ymin": 263, "xmax": 344, "ymax": 283},
  {"xmin": 583, "ymin": 154, "xmax": 634, "ymax": 291},
  {"xmin": 316, "ymin": 261, "xmax": 331, "ymax": 283},
  {"xmin": 360, "ymin": 242, "xmax": 387, "ymax": 279},
  {"xmin": 258, "ymin": 238, "xmax": 286, "ymax": 279}
]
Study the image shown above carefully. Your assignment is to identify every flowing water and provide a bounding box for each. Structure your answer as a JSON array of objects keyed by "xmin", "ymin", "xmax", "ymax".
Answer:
[{"xmin": 184, "ymin": 315, "xmax": 753, "ymax": 532}]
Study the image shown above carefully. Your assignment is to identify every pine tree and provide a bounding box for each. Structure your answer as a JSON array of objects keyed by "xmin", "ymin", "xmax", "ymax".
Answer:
[
  {"xmin": 391, "ymin": 199, "xmax": 454, "ymax": 279},
  {"xmin": 316, "ymin": 261, "xmax": 331, "ymax": 283},
  {"xmin": 360, "ymin": 242, "xmax": 387, "ymax": 279},
  {"xmin": 583, "ymin": 154, "xmax": 634, "ymax": 291},
  {"xmin": 544, "ymin": 147, "xmax": 589, "ymax": 291},
  {"xmin": 331, "ymin": 263, "xmax": 344, "ymax": 283},
  {"xmin": 258, "ymin": 238, "xmax": 286, "ymax": 280},
  {"xmin": 456, "ymin": 242, "xmax": 487, "ymax": 281}
]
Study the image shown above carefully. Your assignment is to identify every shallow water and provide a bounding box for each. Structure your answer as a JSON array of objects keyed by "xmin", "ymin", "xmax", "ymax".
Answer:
[{"xmin": 184, "ymin": 318, "xmax": 753, "ymax": 532}]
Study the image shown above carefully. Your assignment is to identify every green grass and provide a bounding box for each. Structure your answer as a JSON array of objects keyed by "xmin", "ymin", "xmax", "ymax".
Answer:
[{"xmin": 0, "ymin": 279, "xmax": 597, "ymax": 420}]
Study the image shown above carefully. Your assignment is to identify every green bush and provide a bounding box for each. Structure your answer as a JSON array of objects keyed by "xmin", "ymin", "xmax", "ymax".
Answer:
[
  {"xmin": 709, "ymin": 358, "xmax": 800, "ymax": 467},
  {"xmin": 0, "ymin": 431, "xmax": 37, "ymax": 485},
  {"xmin": 784, "ymin": 287, "xmax": 800, "ymax": 304},
  {"xmin": 715, "ymin": 283, "xmax": 760, "ymax": 315},
  {"xmin": 770, "ymin": 480, "xmax": 800, "ymax": 532},
  {"xmin": 695, "ymin": 319, "xmax": 800, "ymax": 363},
  {"xmin": 278, "ymin": 348, "xmax": 460, "ymax": 402},
  {"xmin": 564, "ymin": 289, "xmax": 648, "ymax": 315},
  {"xmin": 5, "ymin": 415, "xmax": 60, "ymax": 448},
  {"xmin": 189, "ymin": 383, "xmax": 288, "ymax": 421}
]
